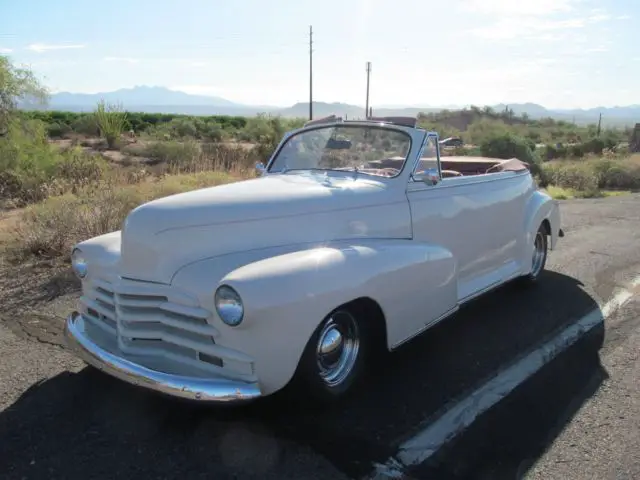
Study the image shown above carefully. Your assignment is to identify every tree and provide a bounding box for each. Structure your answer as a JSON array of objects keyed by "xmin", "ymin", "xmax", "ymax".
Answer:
[{"xmin": 0, "ymin": 55, "xmax": 49, "ymax": 134}]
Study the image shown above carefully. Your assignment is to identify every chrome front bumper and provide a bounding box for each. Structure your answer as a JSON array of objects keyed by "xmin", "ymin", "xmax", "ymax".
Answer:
[{"xmin": 64, "ymin": 312, "xmax": 262, "ymax": 403}]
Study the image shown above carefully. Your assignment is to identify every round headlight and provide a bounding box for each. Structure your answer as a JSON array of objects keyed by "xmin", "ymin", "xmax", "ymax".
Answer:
[
  {"xmin": 214, "ymin": 285, "xmax": 244, "ymax": 326},
  {"xmin": 71, "ymin": 249, "xmax": 88, "ymax": 279}
]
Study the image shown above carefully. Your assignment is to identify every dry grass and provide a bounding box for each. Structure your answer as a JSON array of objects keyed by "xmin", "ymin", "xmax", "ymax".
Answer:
[
  {"xmin": 544, "ymin": 185, "xmax": 631, "ymax": 200},
  {"xmin": 539, "ymin": 154, "xmax": 640, "ymax": 197},
  {"xmin": 7, "ymin": 170, "xmax": 250, "ymax": 262}
]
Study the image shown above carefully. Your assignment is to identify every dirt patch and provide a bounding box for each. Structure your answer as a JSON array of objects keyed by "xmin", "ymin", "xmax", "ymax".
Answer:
[
  {"xmin": 0, "ymin": 258, "xmax": 78, "ymax": 346},
  {"xmin": 100, "ymin": 149, "xmax": 131, "ymax": 164},
  {"xmin": 0, "ymin": 211, "xmax": 79, "ymax": 346},
  {"xmin": 221, "ymin": 141, "xmax": 257, "ymax": 151}
]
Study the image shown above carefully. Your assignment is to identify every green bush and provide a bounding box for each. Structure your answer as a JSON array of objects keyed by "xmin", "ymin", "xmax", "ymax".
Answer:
[
  {"xmin": 0, "ymin": 118, "xmax": 109, "ymax": 205},
  {"xmin": 46, "ymin": 122, "xmax": 72, "ymax": 138},
  {"xmin": 480, "ymin": 132, "xmax": 539, "ymax": 169},
  {"xmin": 71, "ymin": 114, "xmax": 99, "ymax": 136},
  {"xmin": 569, "ymin": 144, "xmax": 585, "ymax": 158}
]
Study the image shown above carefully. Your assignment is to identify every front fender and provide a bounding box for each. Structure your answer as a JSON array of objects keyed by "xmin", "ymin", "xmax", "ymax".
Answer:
[{"xmin": 171, "ymin": 239, "xmax": 456, "ymax": 395}]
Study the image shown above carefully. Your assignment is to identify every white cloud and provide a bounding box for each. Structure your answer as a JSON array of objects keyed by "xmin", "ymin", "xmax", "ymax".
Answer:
[
  {"xmin": 615, "ymin": 15, "xmax": 631, "ymax": 20},
  {"xmin": 103, "ymin": 56, "xmax": 139, "ymax": 64},
  {"xmin": 587, "ymin": 14, "xmax": 611, "ymax": 22},
  {"xmin": 463, "ymin": 0, "xmax": 617, "ymax": 42},
  {"xmin": 27, "ymin": 60, "xmax": 80, "ymax": 68},
  {"xmin": 0, "ymin": 47, "xmax": 13, "ymax": 53},
  {"xmin": 468, "ymin": 6, "xmax": 617, "ymax": 42},
  {"xmin": 102, "ymin": 57, "xmax": 209, "ymax": 67},
  {"xmin": 461, "ymin": 0, "xmax": 578, "ymax": 16},
  {"xmin": 470, "ymin": 17, "xmax": 586, "ymax": 40},
  {"xmin": 585, "ymin": 46, "xmax": 608, "ymax": 53},
  {"xmin": 26, "ymin": 43, "xmax": 85, "ymax": 53}
]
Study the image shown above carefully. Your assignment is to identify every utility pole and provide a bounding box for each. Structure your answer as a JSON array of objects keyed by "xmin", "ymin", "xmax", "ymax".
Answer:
[
  {"xmin": 365, "ymin": 61, "xmax": 371, "ymax": 119},
  {"xmin": 309, "ymin": 25, "xmax": 313, "ymax": 120}
]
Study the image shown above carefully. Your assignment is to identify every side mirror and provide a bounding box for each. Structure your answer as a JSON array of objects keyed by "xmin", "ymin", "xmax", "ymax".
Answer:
[
  {"xmin": 412, "ymin": 170, "xmax": 440, "ymax": 186},
  {"xmin": 423, "ymin": 174, "xmax": 439, "ymax": 186},
  {"xmin": 255, "ymin": 162, "xmax": 266, "ymax": 176}
]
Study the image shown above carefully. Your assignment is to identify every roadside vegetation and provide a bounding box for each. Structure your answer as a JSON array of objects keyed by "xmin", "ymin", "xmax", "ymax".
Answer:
[{"xmin": 1, "ymin": 54, "xmax": 639, "ymax": 267}]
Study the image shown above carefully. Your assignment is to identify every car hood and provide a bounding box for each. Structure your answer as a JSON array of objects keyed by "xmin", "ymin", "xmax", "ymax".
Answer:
[{"xmin": 114, "ymin": 172, "xmax": 412, "ymax": 283}]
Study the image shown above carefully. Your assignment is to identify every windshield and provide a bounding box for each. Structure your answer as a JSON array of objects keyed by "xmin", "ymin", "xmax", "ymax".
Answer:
[{"xmin": 267, "ymin": 125, "xmax": 412, "ymax": 178}]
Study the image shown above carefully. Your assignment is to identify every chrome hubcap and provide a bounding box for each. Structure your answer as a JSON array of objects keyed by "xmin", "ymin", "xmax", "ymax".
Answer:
[
  {"xmin": 316, "ymin": 311, "xmax": 360, "ymax": 387},
  {"xmin": 531, "ymin": 231, "xmax": 546, "ymax": 277}
]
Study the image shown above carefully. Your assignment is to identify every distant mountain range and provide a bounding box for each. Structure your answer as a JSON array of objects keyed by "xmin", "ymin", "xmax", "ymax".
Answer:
[{"xmin": 19, "ymin": 85, "xmax": 639, "ymax": 127}]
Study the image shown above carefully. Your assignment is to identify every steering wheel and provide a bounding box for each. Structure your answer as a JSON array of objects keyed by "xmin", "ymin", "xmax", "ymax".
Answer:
[
  {"xmin": 380, "ymin": 168, "xmax": 400, "ymax": 177},
  {"xmin": 441, "ymin": 169, "xmax": 463, "ymax": 178}
]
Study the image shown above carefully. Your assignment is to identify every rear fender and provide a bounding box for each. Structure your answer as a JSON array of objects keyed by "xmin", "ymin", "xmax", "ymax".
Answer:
[{"xmin": 523, "ymin": 190, "xmax": 562, "ymax": 262}]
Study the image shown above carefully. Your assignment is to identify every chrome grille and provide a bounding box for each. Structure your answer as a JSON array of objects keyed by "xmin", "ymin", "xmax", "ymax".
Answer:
[{"xmin": 79, "ymin": 276, "xmax": 255, "ymax": 378}]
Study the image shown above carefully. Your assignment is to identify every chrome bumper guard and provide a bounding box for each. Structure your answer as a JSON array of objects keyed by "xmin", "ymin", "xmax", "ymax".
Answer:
[{"xmin": 64, "ymin": 312, "xmax": 262, "ymax": 403}]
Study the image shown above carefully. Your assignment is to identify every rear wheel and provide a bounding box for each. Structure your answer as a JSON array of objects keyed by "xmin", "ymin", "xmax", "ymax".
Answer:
[
  {"xmin": 520, "ymin": 223, "xmax": 548, "ymax": 284},
  {"xmin": 294, "ymin": 303, "xmax": 373, "ymax": 404}
]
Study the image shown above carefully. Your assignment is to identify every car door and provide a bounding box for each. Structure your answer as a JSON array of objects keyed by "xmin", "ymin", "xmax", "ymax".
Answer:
[{"xmin": 407, "ymin": 134, "xmax": 517, "ymax": 303}]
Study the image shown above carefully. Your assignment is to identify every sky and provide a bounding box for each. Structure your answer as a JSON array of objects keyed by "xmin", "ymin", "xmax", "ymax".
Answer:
[{"xmin": 0, "ymin": 0, "xmax": 638, "ymax": 109}]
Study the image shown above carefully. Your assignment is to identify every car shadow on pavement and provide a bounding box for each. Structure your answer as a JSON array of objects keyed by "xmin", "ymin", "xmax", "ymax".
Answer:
[
  {"xmin": 0, "ymin": 270, "xmax": 608, "ymax": 480},
  {"xmin": 408, "ymin": 317, "xmax": 607, "ymax": 480}
]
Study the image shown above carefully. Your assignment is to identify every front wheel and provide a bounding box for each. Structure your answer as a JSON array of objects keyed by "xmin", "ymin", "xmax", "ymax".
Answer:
[{"xmin": 294, "ymin": 304, "xmax": 372, "ymax": 404}]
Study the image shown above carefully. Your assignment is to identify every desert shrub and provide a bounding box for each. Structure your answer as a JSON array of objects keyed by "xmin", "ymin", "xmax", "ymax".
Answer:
[
  {"xmin": 480, "ymin": 132, "xmax": 540, "ymax": 176},
  {"xmin": 142, "ymin": 139, "xmax": 201, "ymax": 167},
  {"xmin": 198, "ymin": 143, "xmax": 261, "ymax": 172},
  {"xmin": 583, "ymin": 137, "xmax": 605, "ymax": 155},
  {"xmin": 240, "ymin": 114, "xmax": 291, "ymax": 161},
  {"xmin": 0, "ymin": 118, "xmax": 109, "ymax": 205},
  {"xmin": 170, "ymin": 118, "xmax": 198, "ymax": 138},
  {"xmin": 540, "ymin": 156, "xmax": 640, "ymax": 193},
  {"xmin": 46, "ymin": 122, "xmax": 72, "ymax": 138},
  {"xmin": 587, "ymin": 156, "xmax": 640, "ymax": 190},
  {"xmin": 71, "ymin": 114, "xmax": 99, "ymax": 136},
  {"xmin": 464, "ymin": 119, "xmax": 511, "ymax": 145},
  {"xmin": 541, "ymin": 162, "xmax": 599, "ymax": 192},
  {"xmin": 542, "ymin": 144, "xmax": 558, "ymax": 161},
  {"xmin": 481, "ymin": 132, "xmax": 536, "ymax": 162},
  {"xmin": 94, "ymin": 100, "xmax": 128, "ymax": 148},
  {"xmin": 569, "ymin": 144, "xmax": 585, "ymax": 158},
  {"xmin": 200, "ymin": 121, "xmax": 226, "ymax": 142}
]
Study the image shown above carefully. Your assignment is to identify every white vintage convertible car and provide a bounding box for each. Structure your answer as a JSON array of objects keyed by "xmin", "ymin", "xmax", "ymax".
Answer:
[{"xmin": 64, "ymin": 115, "xmax": 564, "ymax": 404}]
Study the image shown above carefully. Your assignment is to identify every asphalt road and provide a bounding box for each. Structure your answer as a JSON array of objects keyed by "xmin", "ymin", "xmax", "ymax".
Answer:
[{"xmin": 1, "ymin": 193, "xmax": 640, "ymax": 480}]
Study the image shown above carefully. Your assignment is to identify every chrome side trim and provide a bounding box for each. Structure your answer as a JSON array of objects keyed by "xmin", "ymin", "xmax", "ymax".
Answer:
[{"xmin": 64, "ymin": 312, "xmax": 262, "ymax": 403}]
